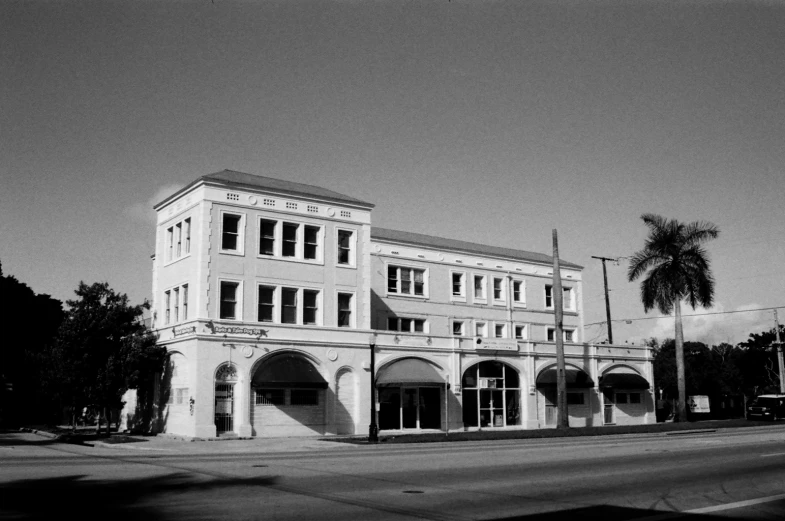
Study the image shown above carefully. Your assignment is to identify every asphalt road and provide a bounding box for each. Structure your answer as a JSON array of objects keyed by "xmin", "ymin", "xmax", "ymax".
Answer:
[{"xmin": 2, "ymin": 427, "xmax": 785, "ymax": 520}]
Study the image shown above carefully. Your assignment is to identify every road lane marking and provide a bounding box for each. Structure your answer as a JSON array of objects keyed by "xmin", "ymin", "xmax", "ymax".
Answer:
[
  {"xmin": 685, "ymin": 493, "xmax": 785, "ymax": 514},
  {"xmin": 761, "ymin": 452, "xmax": 785, "ymax": 457}
]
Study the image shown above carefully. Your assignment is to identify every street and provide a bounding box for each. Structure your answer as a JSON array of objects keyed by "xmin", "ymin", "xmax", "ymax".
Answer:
[{"xmin": 2, "ymin": 427, "xmax": 785, "ymax": 520}]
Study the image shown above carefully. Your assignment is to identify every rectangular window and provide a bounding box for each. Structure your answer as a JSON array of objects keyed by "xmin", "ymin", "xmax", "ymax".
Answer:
[
  {"xmin": 304, "ymin": 226, "xmax": 319, "ymax": 260},
  {"xmin": 256, "ymin": 389, "xmax": 285, "ymax": 406},
  {"xmin": 475, "ymin": 322, "xmax": 487, "ymax": 337},
  {"xmin": 474, "ymin": 275, "xmax": 486, "ymax": 300},
  {"xmin": 452, "ymin": 321, "xmax": 464, "ymax": 336},
  {"xmin": 493, "ymin": 278, "xmax": 504, "ymax": 301},
  {"xmin": 514, "ymin": 325, "xmax": 526, "ymax": 340},
  {"xmin": 567, "ymin": 392, "xmax": 585, "ymax": 405},
  {"xmin": 184, "ymin": 218, "xmax": 191, "ymax": 254},
  {"xmin": 182, "ymin": 284, "xmax": 188, "ymax": 320},
  {"xmin": 282, "ymin": 223, "xmax": 298, "ymax": 258},
  {"xmin": 337, "ymin": 230, "xmax": 353, "ymax": 265},
  {"xmin": 387, "ymin": 266, "xmax": 426, "ymax": 296},
  {"xmin": 258, "ymin": 286, "xmax": 275, "ymax": 322},
  {"xmin": 259, "ymin": 219, "xmax": 276, "ymax": 256},
  {"xmin": 629, "ymin": 393, "xmax": 641, "ymax": 404},
  {"xmin": 616, "ymin": 393, "xmax": 629, "ymax": 404},
  {"xmin": 291, "ymin": 389, "xmax": 319, "ymax": 406},
  {"xmin": 164, "ymin": 290, "xmax": 171, "ymax": 325},
  {"xmin": 388, "ymin": 317, "xmax": 426, "ymax": 333},
  {"xmin": 222, "ymin": 213, "xmax": 242, "ymax": 251},
  {"xmin": 176, "ymin": 388, "xmax": 189, "ymax": 405},
  {"xmin": 303, "ymin": 290, "xmax": 319, "ymax": 325},
  {"xmin": 495, "ymin": 323, "xmax": 506, "ymax": 338},
  {"xmin": 220, "ymin": 281, "xmax": 239, "ymax": 319},
  {"xmin": 452, "ymin": 272, "xmax": 465, "ymax": 298},
  {"xmin": 166, "ymin": 227, "xmax": 173, "ymax": 261},
  {"xmin": 281, "ymin": 287, "xmax": 298, "ymax": 324},
  {"xmin": 545, "ymin": 285, "xmax": 573, "ymax": 310},
  {"xmin": 513, "ymin": 280, "xmax": 524, "ymax": 304},
  {"xmin": 173, "ymin": 287, "xmax": 180, "ymax": 323},
  {"xmin": 337, "ymin": 293, "xmax": 353, "ymax": 327},
  {"xmin": 547, "ymin": 328, "xmax": 576, "ymax": 342},
  {"xmin": 175, "ymin": 222, "xmax": 182, "ymax": 257}
]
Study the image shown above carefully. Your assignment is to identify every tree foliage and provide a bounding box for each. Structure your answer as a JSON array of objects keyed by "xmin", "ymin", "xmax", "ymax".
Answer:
[
  {"xmin": 51, "ymin": 282, "xmax": 165, "ymax": 433},
  {"xmin": 628, "ymin": 214, "xmax": 719, "ymax": 422}
]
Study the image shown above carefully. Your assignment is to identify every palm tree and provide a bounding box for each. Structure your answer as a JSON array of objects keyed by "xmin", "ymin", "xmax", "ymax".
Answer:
[{"xmin": 628, "ymin": 214, "xmax": 719, "ymax": 422}]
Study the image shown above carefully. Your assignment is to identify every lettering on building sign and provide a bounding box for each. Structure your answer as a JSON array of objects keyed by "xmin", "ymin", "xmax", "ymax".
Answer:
[
  {"xmin": 476, "ymin": 339, "xmax": 519, "ymax": 352},
  {"xmin": 205, "ymin": 320, "xmax": 268, "ymax": 339},
  {"xmin": 172, "ymin": 326, "xmax": 197, "ymax": 337}
]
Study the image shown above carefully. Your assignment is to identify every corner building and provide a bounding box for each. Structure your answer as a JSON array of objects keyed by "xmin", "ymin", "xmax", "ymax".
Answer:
[{"xmin": 137, "ymin": 170, "xmax": 654, "ymax": 438}]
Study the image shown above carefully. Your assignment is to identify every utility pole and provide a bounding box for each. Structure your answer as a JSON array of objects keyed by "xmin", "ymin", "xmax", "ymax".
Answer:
[
  {"xmin": 552, "ymin": 229, "xmax": 568, "ymax": 429},
  {"xmin": 775, "ymin": 310, "xmax": 785, "ymax": 394},
  {"xmin": 591, "ymin": 256, "xmax": 616, "ymax": 344}
]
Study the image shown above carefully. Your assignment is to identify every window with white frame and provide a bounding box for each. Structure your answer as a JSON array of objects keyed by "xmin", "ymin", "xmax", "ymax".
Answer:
[
  {"xmin": 451, "ymin": 271, "xmax": 466, "ymax": 300},
  {"xmin": 387, "ymin": 317, "xmax": 426, "ymax": 333},
  {"xmin": 173, "ymin": 287, "xmax": 180, "ymax": 323},
  {"xmin": 219, "ymin": 281, "xmax": 240, "ymax": 320},
  {"xmin": 473, "ymin": 275, "xmax": 486, "ymax": 301},
  {"xmin": 175, "ymin": 388, "xmax": 189, "ymax": 405},
  {"xmin": 547, "ymin": 328, "xmax": 575, "ymax": 342},
  {"xmin": 452, "ymin": 320, "xmax": 465, "ymax": 336},
  {"xmin": 475, "ymin": 321, "xmax": 487, "ymax": 337},
  {"xmin": 387, "ymin": 266, "xmax": 426, "ymax": 297},
  {"xmin": 493, "ymin": 277, "xmax": 505, "ymax": 303},
  {"xmin": 257, "ymin": 285, "xmax": 321, "ymax": 326},
  {"xmin": 337, "ymin": 292, "xmax": 354, "ymax": 328},
  {"xmin": 164, "ymin": 290, "xmax": 171, "ymax": 325},
  {"xmin": 512, "ymin": 280, "xmax": 525, "ymax": 306},
  {"xmin": 494, "ymin": 323, "xmax": 507, "ymax": 338},
  {"xmin": 258, "ymin": 218, "xmax": 322, "ymax": 261},
  {"xmin": 164, "ymin": 284, "xmax": 189, "ymax": 324},
  {"xmin": 545, "ymin": 285, "xmax": 575, "ymax": 311},
  {"xmin": 182, "ymin": 284, "xmax": 188, "ymax": 321},
  {"xmin": 165, "ymin": 217, "xmax": 192, "ymax": 262},
  {"xmin": 337, "ymin": 229, "xmax": 354, "ymax": 266},
  {"xmin": 514, "ymin": 324, "xmax": 527, "ymax": 340},
  {"xmin": 221, "ymin": 212, "xmax": 244, "ymax": 253}
]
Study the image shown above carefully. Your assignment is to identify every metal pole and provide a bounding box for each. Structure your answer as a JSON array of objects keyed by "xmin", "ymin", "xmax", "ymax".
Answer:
[
  {"xmin": 369, "ymin": 334, "xmax": 379, "ymax": 443},
  {"xmin": 775, "ymin": 310, "xmax": 784, "ymax": 394}
]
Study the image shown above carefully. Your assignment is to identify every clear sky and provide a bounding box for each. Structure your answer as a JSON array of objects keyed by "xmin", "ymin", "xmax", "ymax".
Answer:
[{"xmin": 2, "ymin": 0, "xmax": 784, "ymax": 346}]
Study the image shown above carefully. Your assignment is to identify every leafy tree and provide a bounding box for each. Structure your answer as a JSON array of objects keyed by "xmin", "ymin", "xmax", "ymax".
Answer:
[
  {"xmin": 51, "ymin": 282, "xmax": 165, "ymax": 435},
  {"xmin": 627, "ymin": 214, "xmax": 719, "ymax": 422},
  {"xmin": 0, "ymin": 261, "xmax": 65, "ymax": 425},
  {"xmin": 737, "ymin": 325, "xmax": 784, "ymax": 395}
]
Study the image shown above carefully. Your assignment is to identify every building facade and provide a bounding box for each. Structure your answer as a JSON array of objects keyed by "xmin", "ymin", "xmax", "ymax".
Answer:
[{"xmin": 123, "ymin": 170, "xmax": 654, "ymax": 438}]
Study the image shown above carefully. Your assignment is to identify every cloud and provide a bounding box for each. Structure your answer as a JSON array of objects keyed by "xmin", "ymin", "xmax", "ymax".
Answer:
[
  {"xmin": 635, "ymin": 302, "xmax": 776, "ymax": 346},
  {"xmin": 124, "ymin": 184, "xmax": 182, "ymax": 223}
]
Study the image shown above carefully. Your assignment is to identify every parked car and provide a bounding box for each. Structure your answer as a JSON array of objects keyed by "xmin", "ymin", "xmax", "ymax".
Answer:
[{"xmin": 747, "ymin": 395, "xmax": 785, "ymax": 420}]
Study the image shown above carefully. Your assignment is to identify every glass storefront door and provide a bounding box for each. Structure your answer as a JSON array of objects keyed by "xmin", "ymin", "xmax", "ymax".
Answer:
[
  {"xmin": 462, "ymin": 361, "xmax": 522, "ymax": 429},
  {"xmin": 379, "ymin": 387, "xmax": 442, "ymax": 430}
]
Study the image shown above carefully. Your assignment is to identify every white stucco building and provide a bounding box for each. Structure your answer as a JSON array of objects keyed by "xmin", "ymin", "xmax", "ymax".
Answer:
[{"xmin": 124, "ymin": 170, "xmax": 653, "ymax": 438}]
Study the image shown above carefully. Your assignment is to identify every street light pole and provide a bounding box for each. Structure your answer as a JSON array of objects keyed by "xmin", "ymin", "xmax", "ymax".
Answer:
[{"xmin": 368, "ymin": 332, "xmax": 379, "ymax": 444}]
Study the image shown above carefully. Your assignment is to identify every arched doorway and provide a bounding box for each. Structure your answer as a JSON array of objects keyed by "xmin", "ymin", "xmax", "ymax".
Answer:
[
  {"xmin": 462, "ymin": 361, "xmax": 521, "ymax": 428},
  {"xmin": 535, "ymin": 364, "xmax": 594, "ymax": 427},
  {"xmin": 251, "ymin": 353, "xmax": 328, "ymax": 436},
  {"xmin": 376, "ymin": 358, "xmax": 446, "ymax": 431},
  {"xmin": 214, "ymin": 363, "xmax": 237, "ymax": 434}
]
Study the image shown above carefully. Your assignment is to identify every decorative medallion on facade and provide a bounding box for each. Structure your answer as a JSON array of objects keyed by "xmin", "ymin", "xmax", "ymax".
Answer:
[
  {"xmin": 327, "ymin": 348, "xmax": 338, "ymax": 361},
  {"xmin": 241, "ymin": 345, "xmax": 254, "ymax": 358}
]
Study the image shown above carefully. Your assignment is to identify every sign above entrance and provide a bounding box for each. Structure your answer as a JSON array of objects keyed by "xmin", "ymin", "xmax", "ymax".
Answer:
[{"xmin": 475, "ymin": 339, "xmax": 519, "ymax": 352}]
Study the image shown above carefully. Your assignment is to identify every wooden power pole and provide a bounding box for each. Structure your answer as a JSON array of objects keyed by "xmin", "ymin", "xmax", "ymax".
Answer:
[
  {"xmin": 552, "ymin": 229, "xmax": 568, "ymax": 429},
  {"xmin": 775, "ymin": 310, "xmax": 785, "ymax": 394},
  {"xmin": 591, "ymin": 256, "xmax": 614, "ymax": 344}
]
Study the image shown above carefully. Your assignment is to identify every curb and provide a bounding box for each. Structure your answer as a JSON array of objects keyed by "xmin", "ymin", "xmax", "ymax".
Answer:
[{"xmin": 19, "ymin": 427, "xmax": 62, "ymax": 440}]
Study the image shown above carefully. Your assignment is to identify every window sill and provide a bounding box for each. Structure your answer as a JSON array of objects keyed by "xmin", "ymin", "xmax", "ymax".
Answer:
[
  {"xmin": 336, "ymin": 263, "xmax": 357, "ymax": 269},
  {"xmin": 256, "ymin": 254, "xmax": 325, "ymax": 266},
  {"xmin": 219, "ymin": 250, "xmax": 245, "ymax": 257},
  {"xmin": 386, "ymin": 293, "xmax": 429, "ymax": 300},
  {"xmin": 450, "ymin": 296, "xmax": 467, "ymax": 303},
  {"xmin": 163, "ymin": 253, "xmax": 192, "ymax": 267}
]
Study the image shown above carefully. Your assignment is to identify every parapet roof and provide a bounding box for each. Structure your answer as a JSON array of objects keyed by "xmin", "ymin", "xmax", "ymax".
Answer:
[
  {"xmin": 155, "ymin": 169, "xmax": 374, "ymax": 210},
  {"xmin": 371, "ymin": 227, "xmax": 583, "ymax": 270}
]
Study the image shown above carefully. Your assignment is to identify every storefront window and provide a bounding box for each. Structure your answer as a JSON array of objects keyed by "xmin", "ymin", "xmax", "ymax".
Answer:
[{"xmin": 462, "ymin": 361, "xmax": 521, "ymax": 428}]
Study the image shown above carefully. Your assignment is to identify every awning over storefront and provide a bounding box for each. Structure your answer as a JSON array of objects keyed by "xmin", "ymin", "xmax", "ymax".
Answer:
[
  {"xmin": 599, "ymin": 367, "xmax": 650, "ymax": 389},
  {"xmin": 376, "ymin": 358, "xmax": 448, "ymax": 388},
  {"xmin": 252, "ymin": 354, "xmax": 328, "ymax": 389},
  {"xmin": 536, "ymin": 367, "xmax": 594, "ymax": 389}
]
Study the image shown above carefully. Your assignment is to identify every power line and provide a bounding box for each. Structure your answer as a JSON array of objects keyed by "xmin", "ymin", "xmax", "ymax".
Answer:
[{"xmin": 584, "ymin": 305, "xmax": 785, "ymax": 327}]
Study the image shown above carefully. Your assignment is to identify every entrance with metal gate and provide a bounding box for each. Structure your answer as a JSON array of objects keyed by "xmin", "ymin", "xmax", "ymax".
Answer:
[{"xmin": 215, "ymin": 363, "xmax": 238, "ymax": 435}]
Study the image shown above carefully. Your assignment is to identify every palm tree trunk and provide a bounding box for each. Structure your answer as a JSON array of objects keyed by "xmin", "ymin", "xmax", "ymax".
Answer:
[{"xmin": 674, "ymin": 299, "xmax": 687, "ymax": 422}]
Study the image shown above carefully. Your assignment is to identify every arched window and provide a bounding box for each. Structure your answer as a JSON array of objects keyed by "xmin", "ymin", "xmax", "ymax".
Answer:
[{"xmin": 462, "ymin": 361, "xmax": 521, "ymax": 428}]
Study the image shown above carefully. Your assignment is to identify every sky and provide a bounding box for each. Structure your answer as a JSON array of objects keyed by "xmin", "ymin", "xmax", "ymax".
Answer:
[{"xmin": 2, "ymin": 0, "xmax": 784, "ymax": 347}]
